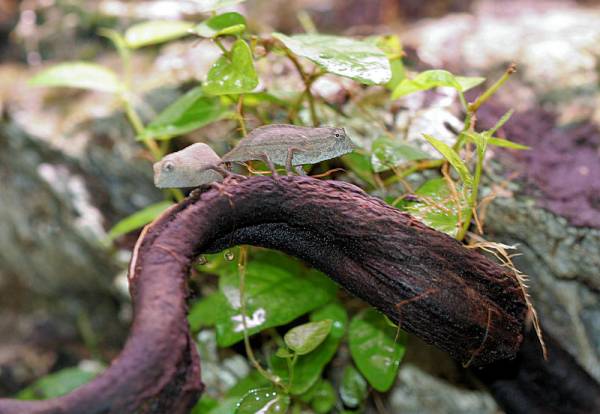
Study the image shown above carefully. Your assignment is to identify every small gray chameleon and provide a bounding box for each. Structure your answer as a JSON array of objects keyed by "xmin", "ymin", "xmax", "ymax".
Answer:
[
  {"xmin": 153, "ymin": 143, "xmax": 230, "ymax": 188},
  {"xmin": 222, "ymin": 124, "xmax": 355, "ymax": 175}
]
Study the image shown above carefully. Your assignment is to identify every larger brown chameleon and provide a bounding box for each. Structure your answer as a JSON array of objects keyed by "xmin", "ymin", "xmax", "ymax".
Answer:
[{"xmin": 222, "ymin": 124, "xmax": 355, "ymax": 175}]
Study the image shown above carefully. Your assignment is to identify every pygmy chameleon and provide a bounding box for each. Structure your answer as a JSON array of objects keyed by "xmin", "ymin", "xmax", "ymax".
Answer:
[
  {"xmin": 153, "ymin": 143, "xmax": 228, "ymax": 188},
  {"xmin": 222, "ymin": 124, "xmax": 355, "ymax": 175}
]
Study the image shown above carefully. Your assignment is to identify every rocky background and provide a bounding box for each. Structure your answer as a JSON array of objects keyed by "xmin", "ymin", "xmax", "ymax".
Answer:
[{"xmin": 0, "ymin": 0, "xmax": 599, "ymax": 412}]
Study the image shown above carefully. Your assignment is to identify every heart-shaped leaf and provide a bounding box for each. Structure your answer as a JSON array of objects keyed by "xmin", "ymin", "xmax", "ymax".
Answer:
[
  {"xmin": 215, "ymin": 253, "xmax": 337, "ymax": 347},
  {"xmin": 339, "ymin": 365, "xmax": 367, "ymax": 408},
  {"xmin": 204, "ymin": 39, "xmax": 258, "ymax": 95},
  {"xmin": 29, "ymin": 62, "xmax": 122, "ymax": 93},
  {"xmin": 139, "ymin": 86, "xmax": 229, "ymax": 140},
  {"xmin": 371, "ymin": 136, "xmax": 431, "ymax": 172},
  {"xmin": 392, "ymin": 69, "xmax": 484, "ymax": 98},
  {"xmin": 235, "ymin": 387, "xmax": 290, "ymax": 414},
  {"xmin": 348, "ymin": 308, "xmax": 407, "ymax": 392},
  {"xmin": 125, "ymin": 20, "xmax": 193, "ymax": 48},
  {"xmin": 404, "ymin": 178, "xmax": 466, "ymax": 236},
  {"xmin": 273, "ymin": 33, "xmax": 391, "ymax": 85},
  {"xmin": 284, "ymin": 319, "xmax": 332, "ymax": 355},
  {"xmin": 193, "ymin": 12, "xmax": 246, "ymax": 38},
  {"xmin": 271, "ymin": 302, "xmax": 347, "ymax": 394}
]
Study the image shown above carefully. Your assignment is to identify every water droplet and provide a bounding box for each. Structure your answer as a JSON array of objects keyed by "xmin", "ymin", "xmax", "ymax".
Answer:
[
  {"xmin": 195, "ymin": 255, "xmax": 208, "ymax": 265},
  {"xmin": 224, "ymin": 250, "xmax": 235, "ymax": 261}
]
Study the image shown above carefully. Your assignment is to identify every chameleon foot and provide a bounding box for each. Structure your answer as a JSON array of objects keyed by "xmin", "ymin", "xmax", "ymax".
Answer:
[
  {"xmin": 286, "ymin": 147, "xmax": 306, "ymax": 176},
  {"xmin": 260, "ymin": 152, "xmax": 279, "ymax": 177}
]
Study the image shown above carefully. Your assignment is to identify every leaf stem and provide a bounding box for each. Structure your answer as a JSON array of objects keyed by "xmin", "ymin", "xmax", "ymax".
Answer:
[
  {"xmin": 468, "ymin": 63, "xmax": 516, "ymax": 113},
  {"xmin": 286, "ymin": 51, "xmax": 318, "ymax": 126},
  {"xmin": 236, "ymin": 95, "xmax": 247, "ymax": 136},
  {"xmin": 214, "ymin": 37, "xmax": 230, "ymax": 59},
  {"xmin": 237, "ymin": 246, "xmax": 286, "ymax": 391}
]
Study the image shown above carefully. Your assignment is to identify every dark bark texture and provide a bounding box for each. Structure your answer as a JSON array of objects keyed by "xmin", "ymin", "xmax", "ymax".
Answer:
[{"xmin": 0, "ymin": 176, "xmax": 528, "ymax": 413}]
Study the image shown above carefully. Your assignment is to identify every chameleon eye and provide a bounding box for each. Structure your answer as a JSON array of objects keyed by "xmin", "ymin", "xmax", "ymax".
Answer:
[
  {"xmin": 335, "ymin": 133, "xmax": 340, "ymax": 137},
  {"xmin": 163, "ymin": 161, "xmax": 175, "ymax": 172}
]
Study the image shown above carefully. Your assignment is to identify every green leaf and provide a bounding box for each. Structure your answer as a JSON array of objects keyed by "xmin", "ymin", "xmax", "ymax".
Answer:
[
  {"xmin": 272, "ymin": 302, "xmax": 347, "ymax": 394},
  {"xmin": 193, "ymin": 12, "xmax": 246, "ymax": 38},
  {"xmin": 309, "ymin": 380, "xmax": 336, "ymax": 414},
  {"xmin": 392, "ymin": 70, "xmax": 484, "ymax": 98},
  {"xmin": 273, "ymin": 33, "xmax": 391, "ymax": 85},
  {"xmin": 125, "ymin": 20, "xmax": 193, "ymax": 48},
  {"xmin": 341, "ymin": 152, "xmax": 376, "ymax": 187},
  {"xmin": 235, "ymin": 387, "xmax": 290, "ymax": 414},
  {"xmin": 487, "ymin": 109, "xmax": 514, "ymax": 136},
  {"xmin": 139, "ymin": 86, "xmax": 229, "ymax": 140},
  {"xmin": 17, "ymin": 367, "xmax": 102, "ymax": 400},
  {"xmin": 227, "ymin": 371, "xmax": 271, "ymax": 398},
  {"xmin": 188, "ymin": 292, "xmax": 228, "ymax": 331},
  {"xmin": 422, "ymin": 134, "xmax": 472, "ymax": 185},
  {"xmin": 370, "ymin": 136, "xmax": 431, "ymax": 172},
  {"xmin": 487, "ymin": 137, "xmax": 529, "ymax": 150},
  {"xmin": 455, "ymin": 76, "xmax": 486, "ymax": 91},
  {"xmin": 215, "ymin": 254, "xmax": 337, "ymax": 347},
  {"xmin": 348, "ymin": 308, "xmax": 407, "ymax": 392},
  {"xmin": 404, "ymin": 178, "xmax": 465, "ymax": 236},
  {"xmin": 464, "ymin": 131, "xmax": 487, "ymax": 159},
  {"xmin": 276, "ymin": 347, "xmax": 294, "ymax": 358},
  {"xmin": 29, "ymin": 62, "xmax": 122, "ymax": 93},
  {"xmin": 369, "ymin": 35, "xmax": 405, "ymax": 90},
  {"xmin": 195, "ymin": 0, "xmax": 246, "ymax": 13},
  {"xmin": 339, "ymin": 365, "xmax": 367, "ymax": 408},
  {"xmin": 204, "ymin": 39, "xmax": 258, "ymax": 95},
  {"xmin": 98, "ymin": 28, "xmax": 130, "ymax": 60},
  {"xmin": 108, "ymin": 201, "xmax": 174, "ymax": 240},
  {"xmin": 284, "ymin": 319, "xmax": 333, "ymax": 355}
]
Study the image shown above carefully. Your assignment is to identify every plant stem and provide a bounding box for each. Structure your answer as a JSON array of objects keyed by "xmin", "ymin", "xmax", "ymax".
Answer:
[
  {"xmin": 236, "ymin": 95, "xmax": 247, "ymax": 136},
  {"xmin": 287, "ymin": 354, "xmax": 298, "ymax": 389},
  {"xmin": 286, "ymin": 52, "xmax": 318, "ymax": 126},
  {"xmin": 214, "ymin": 37, "xmax": 230, "ymax": 58},
  {"xmin": 457, "ymin": 149, "xmax": 484, "ymax": 241},
  {"xmin": 237, "ymin": 246, "xmax": 285, "ymax": 390},
  {"xmin": 468, "ymin": 63, "xmax": 516, "ymax": 113},
  {"xmin": 382, "ymin": 159, "xmax": 445, "ymax": 187},
  {"xmin": 453, "ymin": 63, "xmax": 516, "ymax": 151},
  {"xmin": 121, "ymin": 94, "xmax": 184, "ymax": 202}
]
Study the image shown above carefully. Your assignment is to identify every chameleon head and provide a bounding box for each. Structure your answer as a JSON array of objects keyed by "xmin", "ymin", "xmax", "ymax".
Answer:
[
  {"xmin": 328, "ymin": 127, "xmax": 356, "ymax": 155},
  {"xmin": 153, "ymin": 154, "xmax": 183, "ymax": 188}
]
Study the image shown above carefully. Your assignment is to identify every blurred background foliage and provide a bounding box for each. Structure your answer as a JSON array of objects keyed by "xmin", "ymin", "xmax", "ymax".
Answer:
[{"xmin": 1, "ymin": 0, "xmax": 600, "ymax": 413}]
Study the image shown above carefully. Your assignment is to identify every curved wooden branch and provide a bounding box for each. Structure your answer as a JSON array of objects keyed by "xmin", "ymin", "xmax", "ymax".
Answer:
[{"xmin": 0, "ymin": 176, "xmax": 527, "ymax": 413}]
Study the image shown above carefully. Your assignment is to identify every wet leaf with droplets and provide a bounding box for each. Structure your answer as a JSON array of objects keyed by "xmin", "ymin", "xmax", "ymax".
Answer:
[
  {"xmin": 273, "ymin": 33, "xmax": 391, "ymax": 85},
  {"xmin": 348, "ymin": 308, "xmax": 407, "ymax": 392},
  {"xmin": 235, "ymin": 387, "xmax": 290, "ymax": 414},
  {"xmin": 204, "ymin": 39, "xmax": 258, "ymax": 95},
  {"xmin": 339, "ymin": 365, "xmax": 367, "ymax": 408},
  {"xmin": 215, "ymin": 253, "xmax": 337, "ymax": 347}
]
